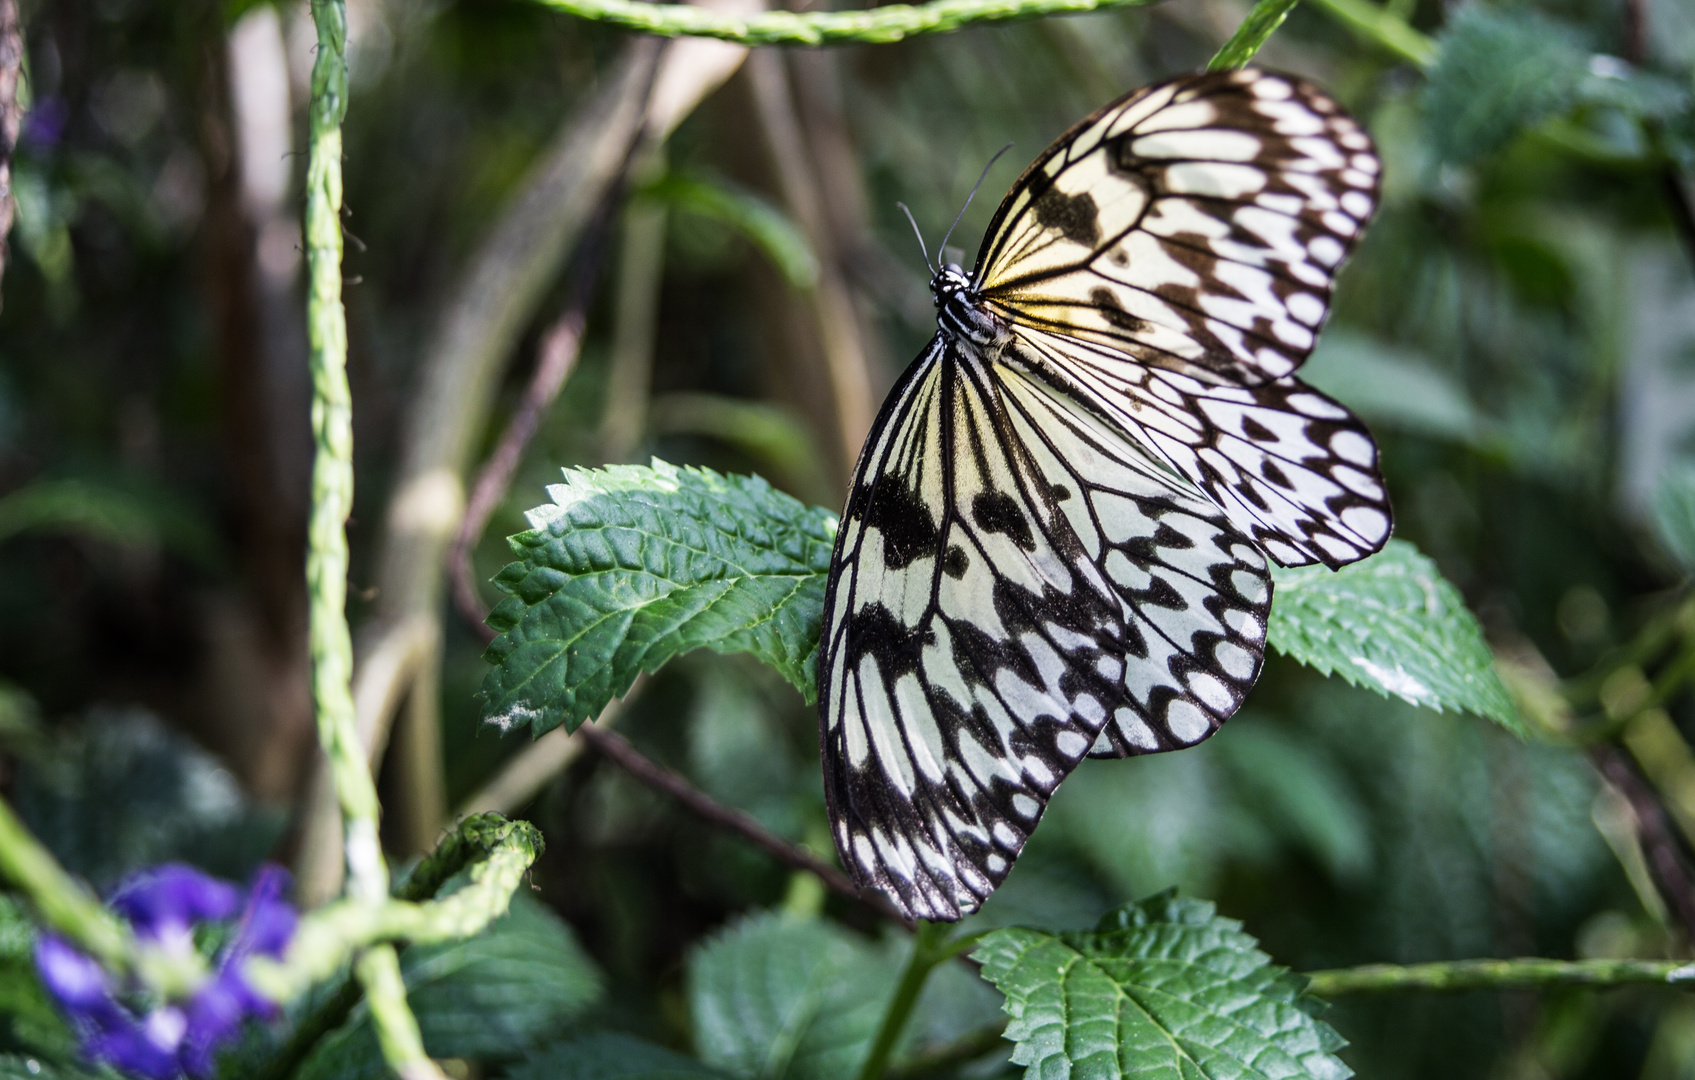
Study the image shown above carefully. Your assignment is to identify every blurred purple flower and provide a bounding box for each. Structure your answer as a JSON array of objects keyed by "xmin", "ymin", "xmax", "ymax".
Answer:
[
  {"xmin": 20, "ymin": 97, "xmax": 68, "ymax": 149},
  {"xmin": 34, "ymin": 864, "xmax": 297, "ymax": 1080}
]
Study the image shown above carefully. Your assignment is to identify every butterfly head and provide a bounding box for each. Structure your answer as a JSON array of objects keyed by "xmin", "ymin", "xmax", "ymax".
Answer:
[
  {"xmin": 932, "ymin": 263, "xmax": 1007, "ymax": 348},
  {"xmin": 931, "ymin": 263, "xmax": 971, "ymax": 303}
]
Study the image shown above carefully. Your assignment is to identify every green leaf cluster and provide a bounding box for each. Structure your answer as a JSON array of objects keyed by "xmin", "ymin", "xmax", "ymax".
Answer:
[
  {"xmin": 482, "ymin": 465, "xmax": 1516, "ymax": 740},
  {"xmin": 975, "ymin": 892, "xmax": 1349, "ymax": 1080},
  {"xmin": 477, "ymin": 461, "xmax": 837, "ymax": 737},
  {"xmin": 1269, "ymin": 541, "xmax": 1521, "ymax": 734}
]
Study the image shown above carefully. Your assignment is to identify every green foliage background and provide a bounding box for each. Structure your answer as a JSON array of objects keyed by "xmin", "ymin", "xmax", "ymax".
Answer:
[{"xmin": 4, "ymin": 0, "xmax": 1695, "ymax": 1076}]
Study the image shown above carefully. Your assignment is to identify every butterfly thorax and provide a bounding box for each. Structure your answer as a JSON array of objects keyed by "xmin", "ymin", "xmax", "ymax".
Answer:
[{"xmin": 932, "ymin": 263, "xmax": 1008, "ymax": 350}]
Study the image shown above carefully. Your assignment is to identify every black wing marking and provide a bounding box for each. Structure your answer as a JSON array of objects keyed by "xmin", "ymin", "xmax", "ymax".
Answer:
[
  {"xmin": 818, "ymin": 337, "xmax": 1272, "ymax": 920},
  {"xmin": 1010, "ymin": 324, "xmax": 1391, "ymax": 568},
  {"xmin": 975, "ymin": 68, "xmax": 1380, "ymax": 389}
]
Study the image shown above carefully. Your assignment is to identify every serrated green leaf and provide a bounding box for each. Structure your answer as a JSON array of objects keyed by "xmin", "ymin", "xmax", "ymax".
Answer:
[
  {"xmin": 1424, "ymin": 9, "xmax": 1589, "ymax": 164},
  {"xmin": 687, "ymin": 913, "xmax": 895, "ymax": 1080},
  {"xmin": 477, "ymin": 461, "xmax": 837, "ymax": 737},
  {"xmin": 510, "ymin": 1033, "xmax": 734, "ymax": 1080},
  {"xmin": 973, "ymin": 892, "xmax": 1350, "ymax": 1080},
  {"xmin": 294, "ymin": 894, "xmax": 603, "ymax": 1079},
  {"xmin": 1269, "ymin": 541, "xmax": 1521, "ymax": 734}
]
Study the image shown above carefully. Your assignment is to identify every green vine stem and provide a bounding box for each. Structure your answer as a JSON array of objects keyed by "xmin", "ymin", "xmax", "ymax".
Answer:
[
  {"xmin": 357, "ymin": 948, "xmax": 437, "ymax": 1080},
  {"xmin": 250, "ymin": 816, "xmax": 544, "ymax": 1080},
  {"xmin": 1306, "ymin": 957, "xmax": 1695, "ymax": 996},
  {"xmin": 0, "ymin": 797, "xmax": 132, "ymax": 971},
  {"xmin": 304, "ymin": 0, "xmax": 434, "ymax": 1073},
  {"xmin": 529, "ymin": 0, "xmax": 1153, "ymax": 45},
  {"xmin": 1206, "ymin": 0, "xmax": 1301, "ymax": 70},
  {"xmin": 306, "ymin": 0, "xmax": 382, "ymax": 906},
  {"xmin": 857, "ymin": 923, "xmax": 982, "ymax": 1080},
  {"xmin": 246, "ymin": 819, "xmax": 543, "ymax": 1003}
]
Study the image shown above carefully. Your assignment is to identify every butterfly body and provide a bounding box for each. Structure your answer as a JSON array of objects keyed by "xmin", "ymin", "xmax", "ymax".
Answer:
[{"xmin": 820, "ymin": 68, "xmax": 1391, "ymax": 922}]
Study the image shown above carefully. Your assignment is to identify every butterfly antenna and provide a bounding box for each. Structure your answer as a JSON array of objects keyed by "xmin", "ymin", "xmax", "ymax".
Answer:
[
  {"xmin": 938, "ymin": 142, "xmax": 1015, "ymax": 261},
  {"xmin": 895, "ymin": 201, "xmax": 934, "ymax": 274}
]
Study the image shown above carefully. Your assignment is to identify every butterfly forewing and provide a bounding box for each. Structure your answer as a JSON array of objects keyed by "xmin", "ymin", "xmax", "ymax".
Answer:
[{"xmin": 976, "ymin": 69, "xmax": 1378, "ymax": 387}]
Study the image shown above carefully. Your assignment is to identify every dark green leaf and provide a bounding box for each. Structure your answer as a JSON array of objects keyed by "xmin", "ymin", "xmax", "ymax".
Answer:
[
  {"xmin": 1301, "ymin": 332, "xmax": 1486, "ymax": 446},
  {"xmin": 0, "ymin": 1056, "xmax": 104, "ymax": 1080},
  {"xmin": 12, "ymin": 709, "xmax": 284, "ymax": 891},
  {"xmin": 648, "ymin": 174, "xmax": 820, "ymax": 289},
  {"xmin": 509, "ymin": 1033, "xmax": 733, "ymax": 1080},
  {"xmin": 0, "ymin": 898, "xmax": 76, "ymax": 1062},
  {"xmin": 478, "ymin": 462, "xmax": 836, "ymax": 737},
  {"xmin": 294, "ymin": 894, "xmax": 602, "ymax": 1079},
  {"xmin": 687, "ymin": 913, "xmax": 894, "ymax": 1080},
  {"xmin": 974, "ymin": 892, "xmax": 1349, "ymax": 1080},
  {"xmin": 1269, "ymin": 541, "xmax": 1523, "ymax": 734},
  {"xmin": 1652, "ymin": 461, "xmax": 1695, "ymax": 574},
  {"xmin": 1424, "ymin": 9, "xmax": 1589, "ymax": 164}
]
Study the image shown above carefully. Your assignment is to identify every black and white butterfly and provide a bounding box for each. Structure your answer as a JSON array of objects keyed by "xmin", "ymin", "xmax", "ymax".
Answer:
[{"xmin": 817, "ymin": 68, "xmax": 1392, "ymax": 922}]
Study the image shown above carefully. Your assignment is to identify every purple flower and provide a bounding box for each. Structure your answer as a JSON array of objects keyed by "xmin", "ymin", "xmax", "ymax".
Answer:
[
  {"xmin": 35, "ymin": 864, "xmax": 298, "ymax": 1079},
  {"xmin": 20, "ymin": 97, "xmax": 68, "ymax": 149}
]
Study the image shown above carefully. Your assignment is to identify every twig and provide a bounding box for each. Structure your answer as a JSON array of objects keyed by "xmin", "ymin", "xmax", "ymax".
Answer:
[
  {"xmin": 1304, "ymin": 956, "xmax": 1695, "ymax": 996},
  {"xmin": 0, "ymin": 0, "xmax": 22, "ymax": 311},
  {"xmin": 575, "ymin": 722, "xmax": 905, "ymax": 924},
  {"xmin": 600, "ymin": 149, "xmax": 669, "ymax": 462},
  {"xmin": 529, "ymin": 0, "xmax": 1158, "ymax": 44},
  {"xmin": 1206, "ymin": 0, "xmax": 1301, "ymax": 70},
  {"xmin": 448, "ymin": 192, "xmax": 623, "ymax": 640},
  {"xmin": 1591, "ymin": 746, "xmax": 1695, "ymax": 938}
]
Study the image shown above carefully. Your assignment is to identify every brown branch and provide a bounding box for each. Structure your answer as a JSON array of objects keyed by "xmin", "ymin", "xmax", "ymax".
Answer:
[
  {"xmin": 574, "ymin": 721, "xmax": 908, "ymax": 925},
  {"xmin": 449, "ymin": 193, "xmax": 623, "ymax": 641},
  {"xmin": 1591, "ymin": 745, "xmax": 1695, "ymax": 939},
  {"xmin": 0, "ymin": 0, "xmax": 23, "ymax": 309}
]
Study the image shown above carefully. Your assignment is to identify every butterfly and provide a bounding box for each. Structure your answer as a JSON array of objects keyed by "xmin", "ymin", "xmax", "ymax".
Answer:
[{"xmin": 817, "ymin": 68, "xmax": 1391, "ymax": 922}]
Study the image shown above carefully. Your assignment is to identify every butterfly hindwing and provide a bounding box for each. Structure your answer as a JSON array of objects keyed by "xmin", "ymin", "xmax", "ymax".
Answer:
[
  {"xmin": 991, "ymin": 364, "xmax": 1272, "ymax": 757},
  {"xmin": 1010, "ymin": 324, "xmax": 1391, "ymax": 567},
  {"xmin": 819, "ymin": 339, "xmax": 1273, "ymax": 918},
  {"xmin": 975, "ymin": 68, "xmax": 1379, "ymax": 388}
]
